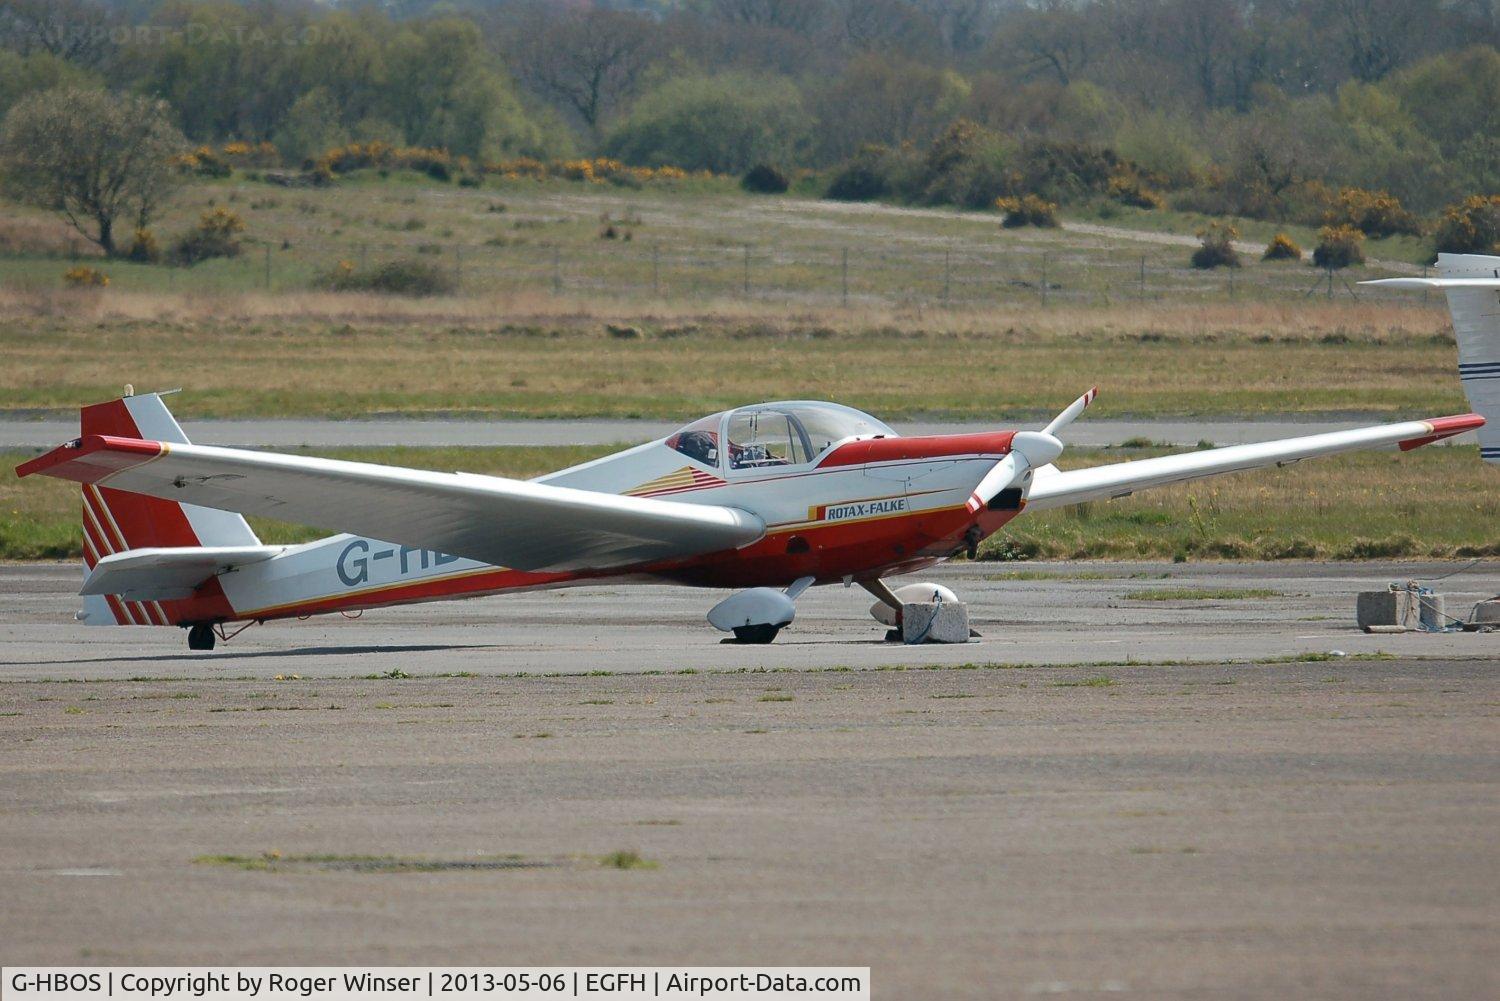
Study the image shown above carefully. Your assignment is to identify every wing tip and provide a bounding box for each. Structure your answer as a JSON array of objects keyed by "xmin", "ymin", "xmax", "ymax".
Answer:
[
  {"xmin": 15, "ymin": 434, "xmax": 165, "ymax": 481},
  {"xmin": 1397, "ymin": 413, "xmax": 1486, "ymax": 452}
]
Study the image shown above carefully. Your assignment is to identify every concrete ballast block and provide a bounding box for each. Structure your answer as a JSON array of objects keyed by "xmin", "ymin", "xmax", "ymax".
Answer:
[
  {"xmin": 1417, "ymin": 592, "xmax": 1446, "ymax": 631},
  {"xmin": 1357, "ymin": 590, "xmax": 1412, "ymax": 630},
  {"xmin": 1472, "ymin": 599, "xmax": 1500, "ymax": 625},
  {"xmin": 902, "ymin": 601, "xmax": 970, "ymax": 644}
]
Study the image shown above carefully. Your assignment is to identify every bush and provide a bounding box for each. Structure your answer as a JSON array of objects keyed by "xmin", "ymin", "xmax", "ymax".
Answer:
[
  {"xmin": 171, "ymin": 207, "xmax": 245, "ymax": 265},
  {"xmin": 1191, "ymin": 223, "xmax": 1240, "ymax": 269},
  {"xmin": 1106, "ymin": 172, "xmax": 1164, "ymax": 209},
  {"xmin": 1015, "ymin": 140, "xmax": 1127, "ymax": 200},
  {"xmin": 1262, "ymin": 233, "xmax": 1302, "ymax": 261},
  {"xmin": 62, "ymin": 264, "xmax": 107, "ymax": 287},
  {"xmin": 995, "ymin": 194, "xmax": 1059, "ymax": 228},
  {"xmin": 919, "ymin": 121, "xmax": 1014, "ymax": 208},
  {"xmin": 173, "ymin": 145, "xmax": 232, "ymax": 178},
  {"xmin": 1433, "ymin": 194, "xmax": 1500, "ymax": 255},
  {"xmin": 125, "ymin": 228, "xmax": 160, "ymax": 264},
  {"xmin": 1323, "ymin": 187, "xmax": 1422, "ymax": 238},
  {"xmin": 1313, "ymin": 225, "xmax": 1365, "ymax": 269},
  {"xmin": 321, "ymin": 257, "xmax": 456, "ymax": 296},
  {"xmin": 825, "ymin": 162, "xmax": 885, "ymax": 201},
  {"xmin": 741, "ymin": 163, "xmax": 789, "ymax": 194}
]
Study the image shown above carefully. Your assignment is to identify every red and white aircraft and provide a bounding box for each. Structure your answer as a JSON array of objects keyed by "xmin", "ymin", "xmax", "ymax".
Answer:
[{"xmin": 17, "ymin": 254, "xmax": 1500, "ymax": 651}]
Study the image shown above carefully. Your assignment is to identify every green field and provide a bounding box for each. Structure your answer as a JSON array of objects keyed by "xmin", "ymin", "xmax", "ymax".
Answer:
[
  {"xmin": 6, "ymin": 444, "xmax": 1495, "ymax": 564},
  {"xmin": 0, "ymin": 172, "xmax": 1430, "ymax": 308},
  {"xmin": 0, "ymin": 174, "xmax": 1458, "ymax": 423},
  {"xmin": 0, "ymin": 290, "xmax": 1463, "ymax": 421}
]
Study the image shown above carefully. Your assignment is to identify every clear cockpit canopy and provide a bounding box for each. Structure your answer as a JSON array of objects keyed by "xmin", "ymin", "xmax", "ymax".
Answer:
[{"xmin": 665, "ymin": 402, "xmax": 894, "ymax": 470}]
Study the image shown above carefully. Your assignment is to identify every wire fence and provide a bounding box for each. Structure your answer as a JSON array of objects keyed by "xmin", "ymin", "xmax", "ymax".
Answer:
[{"xmin": 11, "ymin": 228, "xmax": 1435, "ymax": 310}]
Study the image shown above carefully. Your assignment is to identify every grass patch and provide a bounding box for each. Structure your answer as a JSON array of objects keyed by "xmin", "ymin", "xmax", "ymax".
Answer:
[
  {"xmin": 757, "ymin": 693, "xmax": 795, "ymax": 702},
  {"xmin": 598, "ymin": 850, "xmax": 658, "ymax": 870},
  {"xmin": 1255, "ymin": 651, "xmax": 1394, "ymax": 664},
  {"xmin": 1054, "ymin": 675, "xmax": 1115, "ymax": 688},
  {"xmin": 1123, "ymin": 587, "xmax": 1282, "ymax": 601},
  {"xmin": 193, "ymin": 852, "xmax": 550, "ymax": 873},
  {"xmin": 982, "ymin": 569, "xmax": 1125, "ymax": 581}
]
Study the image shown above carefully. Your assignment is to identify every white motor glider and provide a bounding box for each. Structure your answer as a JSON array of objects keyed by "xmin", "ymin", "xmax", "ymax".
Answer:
[{"xmin": 17, "ymin": 254, "xmax": 1500, "ymax": 649}]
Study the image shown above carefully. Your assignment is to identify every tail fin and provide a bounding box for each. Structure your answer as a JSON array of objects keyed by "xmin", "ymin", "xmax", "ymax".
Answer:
[
  {"xmin": 1363, "ymin": 253, "xmax": 1500, "ymax": 463},
  {"xmin": 78, "ymin": 392, "xmax": 258, "ymax": 625}
]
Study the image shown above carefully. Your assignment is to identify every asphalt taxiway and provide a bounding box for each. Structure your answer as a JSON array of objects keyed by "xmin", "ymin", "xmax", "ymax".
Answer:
[
  {"xmin": 2, "ymin": 561, "xmax": 1495, "ymax": 997},
  {"xmin": 3, "ymin": 561, "xmax": 1497, "ymax": 678}
]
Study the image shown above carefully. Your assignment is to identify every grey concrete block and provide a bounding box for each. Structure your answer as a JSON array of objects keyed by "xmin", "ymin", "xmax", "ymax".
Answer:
[
  {"xmin": 1418, "ymin": 592, "xmax": 1447, "ymax": 631},
  {"xmin": 1357, "ymin": 590, "xmax": 1411, "ymax": 630},
  {"xmin": 1472, "ymin": 599, "xmax": 1500, "ymax": 625},
  {"xmin": 902, "ymin": 601, "xmax": 970, "ymax": 644}
]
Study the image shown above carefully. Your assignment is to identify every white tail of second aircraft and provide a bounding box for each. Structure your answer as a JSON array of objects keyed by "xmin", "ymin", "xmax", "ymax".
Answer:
[{"xmin": 1365, "ymin": 252, "xmax": 1500, "ymax": 463}]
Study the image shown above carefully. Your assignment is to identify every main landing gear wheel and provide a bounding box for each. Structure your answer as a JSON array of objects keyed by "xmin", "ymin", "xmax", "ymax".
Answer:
[
  {"xmin": 187, "ymin": 623, "xmax": 216, "ymax": 651},
  {"xmin": 729, "ymin": 623, "xmax": 783, "ymax": 645}
]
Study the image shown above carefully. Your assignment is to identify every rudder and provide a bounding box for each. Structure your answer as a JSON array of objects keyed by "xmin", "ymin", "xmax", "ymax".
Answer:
[{"xmin": 78, "ymin": 392, "xmax": 257, "ymax": 625}]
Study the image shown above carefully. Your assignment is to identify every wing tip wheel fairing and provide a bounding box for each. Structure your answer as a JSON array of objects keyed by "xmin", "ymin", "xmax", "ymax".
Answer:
[{"xmin": 13, "ymin": 258, "xmax": 1498, "ymax": 648}]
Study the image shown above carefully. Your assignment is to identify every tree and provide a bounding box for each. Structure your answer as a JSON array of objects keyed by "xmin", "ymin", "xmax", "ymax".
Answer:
[
  {"xmin": 812, "ymin": 55, "xmax": 968, "ymax": 162},
  {"xmin": 992, "ymin": 2, "xmax": 1094, "ymax": 87},
  {"xmin": 0, "ymin": 0, "xmax": 118, "ymax": 68},
  {"xmin": 511, "ymin": 6, "xmax": 656, "ymax": 134},
  {"xmin": 604, "ymin": 73, "xmax": 811, "ymax": 174},
  {"xmin": 0, "ymin": 88, "xmax": 185, "ymax": 257},
  {"xmin": 1327, "ymin": 0, "xmax": 1437, "ymax": 81},
  {"xmin": 274, "ymin": 87, "xmax": 349, "ymax": 165},
  {"xmin": 380, "ymin": 17, "xmax": 552, "ymax": 159}
]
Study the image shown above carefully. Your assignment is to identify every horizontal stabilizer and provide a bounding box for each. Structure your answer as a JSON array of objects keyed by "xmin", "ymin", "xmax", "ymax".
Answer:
[{"xmin": 82, "ymin": 546, "xmax": 285, "ymax": 601}]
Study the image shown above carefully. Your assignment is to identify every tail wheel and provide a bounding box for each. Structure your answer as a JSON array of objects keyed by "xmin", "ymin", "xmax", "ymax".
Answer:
[{"xmin": 187, "ymin": 623, "xmax": 216, "ymax": 651}]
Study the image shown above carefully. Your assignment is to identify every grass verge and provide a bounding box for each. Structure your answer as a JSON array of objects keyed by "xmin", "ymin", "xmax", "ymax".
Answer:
[{"xmin": 7, "ymin": 443, "xmax": 1496, "ymax": 563}]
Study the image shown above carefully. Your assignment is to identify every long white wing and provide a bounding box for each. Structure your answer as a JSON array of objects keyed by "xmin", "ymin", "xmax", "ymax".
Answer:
[
  {"xmin": 19, "ymin": 436, "xmax": 765, "ymax": 572},
  {"xmin": 1025, "ymin": 415, "xmax": 1483, "ymax": 511}
]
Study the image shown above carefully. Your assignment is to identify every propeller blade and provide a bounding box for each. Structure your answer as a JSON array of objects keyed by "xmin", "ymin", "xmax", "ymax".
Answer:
[
  {"xmin": 970, "ymin": 453, "xmax": 1021, "ymax": 510},
  {"xmin": 1042, "ymin": 387, "xmax": 1098, "ymax": 437}
]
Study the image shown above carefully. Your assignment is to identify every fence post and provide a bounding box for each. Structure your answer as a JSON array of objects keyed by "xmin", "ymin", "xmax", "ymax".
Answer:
[
  {"xmin": 454, "ymin": 245, "xmax": 462, "ymax": 289},
  {"xmin": 743, "ymin": 244, "xmax": 750, "ymax": 297},
  {"xmin": 1040, "ymin": 253, "xmax": 1049, "ymax": 307},
  {"xmin": 1228, "ymin": 266, "xmax": 1234, "ymax": 298},
  {"xmin": 552, "ymin": 246, "xmax": 561, "ymax": 295},
  {"xmin": 652, "ymin": 243, "xmax": 660, "ymax": 297},
  {"xmin": 942, "ymin": 248, "xmax": 952, "ymax": 306},
  {"xmin": 263, "ymin": 245, "xmax": 271, "ymax": 290},
  {"xmin": 841, "ymin": 247, "xmax": 849, "ymax": 308},
  {"xmin": 1139, "ymin": 255, "xmax": 1146, "ymax": 300}
]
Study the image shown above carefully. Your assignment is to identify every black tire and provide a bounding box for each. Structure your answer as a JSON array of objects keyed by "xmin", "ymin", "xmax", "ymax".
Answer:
[
  {"xmin": 730, "ymin": 623, "xmax": 782, "ymax": 644},
  {"xmin": 187, "ymin": 623, "xmax": 216, "ymax": 651}
]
